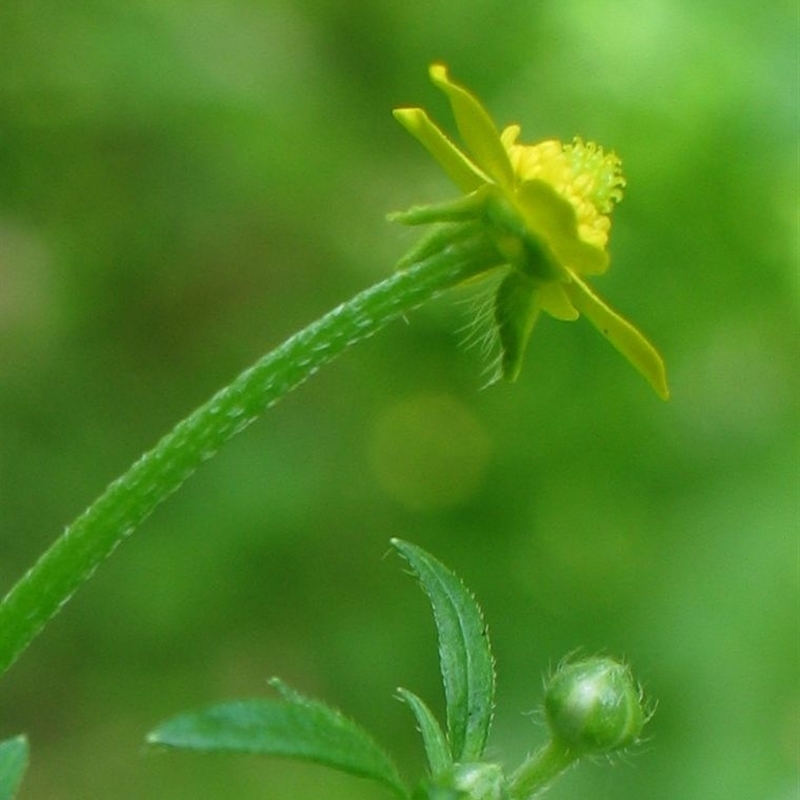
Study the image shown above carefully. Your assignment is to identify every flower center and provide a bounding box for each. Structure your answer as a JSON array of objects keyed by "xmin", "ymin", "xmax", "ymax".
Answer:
[
  {"xmin": 563, "ymin": 138, "xmax": 625, "ymax": 214},
  {"xmin": 501, "ymin": 129, "xmax": 625, "ymax": 250}
]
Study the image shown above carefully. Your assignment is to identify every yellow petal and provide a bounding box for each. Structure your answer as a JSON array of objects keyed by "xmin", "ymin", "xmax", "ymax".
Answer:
[
  {"xmin": 500, "ymin": 125, "xmax": 521, "ymax": 149},
  {"xmin": 564, "ymin": 276, "xmax": 669, "ymax": 399},
  {"xmin": 516, "ymin": 180, "xmax": 609, "ymax": 276},
  {"xmin": 428, "ymin": 64, "xmax": 515, "ymax": 191},
  {"xmin": 538, "ymin": 281, "xmax": 579, "ymax": 321},
  {"xmin": 393, "ymin": 107, "xmax": 488, "ymax": 193}
]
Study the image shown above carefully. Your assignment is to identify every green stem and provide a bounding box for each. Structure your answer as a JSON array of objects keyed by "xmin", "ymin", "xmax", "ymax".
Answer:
[
  {"xmin": 508, "ymin": 739, "xmax": 577, "ymax": 800},
  {"xmin": 0, "ymin": 224, "xmax": 500, "ymax": 676}
]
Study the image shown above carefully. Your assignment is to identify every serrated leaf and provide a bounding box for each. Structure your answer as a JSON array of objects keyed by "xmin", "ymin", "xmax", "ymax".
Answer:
[
  {"xmin": 147, "ymin": 680, "xmax": 407, "ymax": 797},
  {"xmin": 396, "ymin": 687, "xmax": 450, "ymax": 776},
  {"xmin": 0, "ymin": 735, "xmax": 29, "ymax": 800},
  {"xmin": 392, "ymin": 539, "xmax": 495, "ymax": 762}
]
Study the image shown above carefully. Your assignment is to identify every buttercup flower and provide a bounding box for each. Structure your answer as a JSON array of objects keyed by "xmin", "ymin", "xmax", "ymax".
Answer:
[{"xmin": 393, "ymin": 64, "xmax": 668, "ymax": 399}]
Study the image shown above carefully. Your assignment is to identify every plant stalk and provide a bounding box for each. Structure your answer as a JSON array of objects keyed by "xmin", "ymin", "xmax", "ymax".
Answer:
[
  {"xmin": 508, "ymin": 739, "xmax": 577, "ymax": 799},
  {"xmin": 0, "ymin": 225, "xmax": 499, "ymax": 676}
]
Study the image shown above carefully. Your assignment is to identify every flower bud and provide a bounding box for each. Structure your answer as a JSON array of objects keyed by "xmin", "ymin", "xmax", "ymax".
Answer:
[{"xmin": 544, "ymin": 657, "xmax": 645, "ymax": 755}]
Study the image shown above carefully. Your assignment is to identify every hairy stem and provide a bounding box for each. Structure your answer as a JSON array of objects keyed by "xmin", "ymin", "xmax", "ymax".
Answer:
[
  {"xmin": 508, "ymin": 739, "xmax": 577, "ymax": 800},
  {"xmin": 0, "ymin": 225, "xmax": 500, "ymax": 676}
]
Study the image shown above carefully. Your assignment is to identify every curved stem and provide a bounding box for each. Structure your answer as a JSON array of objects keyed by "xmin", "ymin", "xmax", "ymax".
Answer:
[
  {"xmin": 508, "ymin": 739, "xmax": 577, "ymax": 800},
  {"xmin": 0, "ymin": 225, "xmax": 501, "ymax": 676}
]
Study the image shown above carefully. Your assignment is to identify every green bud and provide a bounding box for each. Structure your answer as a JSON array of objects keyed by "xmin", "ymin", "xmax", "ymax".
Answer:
[{"xmin": 544, "ymin": 657, "xmax": 645, "ymax": 755}]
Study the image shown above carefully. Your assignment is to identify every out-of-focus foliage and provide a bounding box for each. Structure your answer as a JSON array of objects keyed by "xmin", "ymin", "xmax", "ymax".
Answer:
[{"xmin": 1, "ymin": 1, "xmax": 797, "ymax": 799}]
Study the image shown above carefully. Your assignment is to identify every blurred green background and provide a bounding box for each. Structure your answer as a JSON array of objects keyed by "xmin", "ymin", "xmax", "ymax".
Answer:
[{"xmin": 1, "ymin": 1, "xmax": 797, "ymax": 798}]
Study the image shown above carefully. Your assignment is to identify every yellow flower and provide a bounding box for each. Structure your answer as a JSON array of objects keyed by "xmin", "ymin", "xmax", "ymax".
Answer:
[{"xmin": 393, "ymin": 64, "xmax": 668, "ymax": 399}]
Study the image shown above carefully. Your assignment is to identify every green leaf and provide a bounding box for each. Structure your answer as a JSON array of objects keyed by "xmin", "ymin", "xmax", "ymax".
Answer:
[
  {"xmin": 0, "ymin": 735, "xmax": 29, "ymax": 800},
  {"xmin": 396, "ymin": 687, "xmax": 451, "ymax": 776},
  {"xmin": 392, "ymin": 539, "xmax": 495, "ymax": 762},
  {"xmin": 147, "ymin": 678, "xmax": 407, "ymax": 797}
]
